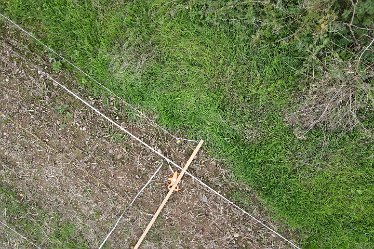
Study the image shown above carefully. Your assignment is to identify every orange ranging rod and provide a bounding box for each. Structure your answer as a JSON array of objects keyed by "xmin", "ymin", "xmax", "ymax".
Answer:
[{"xmin": 134, "ymin": 140, "xmax": 204, "ymax": 249}]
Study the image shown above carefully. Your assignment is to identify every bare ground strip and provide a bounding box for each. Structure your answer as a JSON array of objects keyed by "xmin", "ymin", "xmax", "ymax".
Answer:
[{"xmin": 0, "ymin": 21, "xmax": 297, "ymax": 248}]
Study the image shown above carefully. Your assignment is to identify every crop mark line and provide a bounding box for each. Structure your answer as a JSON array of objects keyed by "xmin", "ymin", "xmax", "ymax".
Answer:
[{"xmin": 0, "ymin": 14, "xmax": 301, "ymax": 249}]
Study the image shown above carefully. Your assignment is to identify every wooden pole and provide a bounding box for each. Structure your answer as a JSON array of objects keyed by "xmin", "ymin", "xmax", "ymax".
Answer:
[{"xmin": 133, "ymin": 140, "xmax": 204, "ymax": 249}]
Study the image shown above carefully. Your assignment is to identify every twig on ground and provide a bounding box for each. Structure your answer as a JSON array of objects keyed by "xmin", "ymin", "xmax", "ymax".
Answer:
[{"xmin": 357, "ymin": 37, "xmax": 374, "ymax": 71}]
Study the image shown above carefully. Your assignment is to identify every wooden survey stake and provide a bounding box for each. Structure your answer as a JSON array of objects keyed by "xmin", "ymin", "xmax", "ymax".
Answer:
[{"xmin": 133, "ymin": 140, "xmax": 204, "ymax": 249}]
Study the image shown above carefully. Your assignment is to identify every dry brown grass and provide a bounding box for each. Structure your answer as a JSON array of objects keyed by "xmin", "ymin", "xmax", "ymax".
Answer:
[{"xmin": 286, "ymin": 58, "xmax": 373, "ymax": 139}]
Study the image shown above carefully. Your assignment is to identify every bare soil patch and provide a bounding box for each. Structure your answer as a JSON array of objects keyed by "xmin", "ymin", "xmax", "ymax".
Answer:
[{"xmin": 0, "ymin": 22, "xmax": 296, "ymax": 248}]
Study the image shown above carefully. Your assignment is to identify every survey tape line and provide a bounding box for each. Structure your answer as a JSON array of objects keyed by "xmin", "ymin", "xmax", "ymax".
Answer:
[
  {"xmin": 0, "ymin": 12, "xmax": 198, "ymax": 143},
  {"xmin": 133, "ymin": 140, "xmax": 204, "ymax": 249},
  {"xmin": 0, "ymin": 13, "xmax": 300, "ymax": 248},
  {"xmin": 42, "ymin": 71, "xmax": 300, "ymax": 249},
  {"xmin": 98, "ymin": 163, "xmax": 164, "ymax": 249},
  {"xmin": 0, "ymin": 220, "xmax": 42, "ymax": 249}
]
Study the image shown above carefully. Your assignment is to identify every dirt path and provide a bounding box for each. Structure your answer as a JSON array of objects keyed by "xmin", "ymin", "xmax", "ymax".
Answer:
[{"xmin": 0, "ymin": 22, "xmax": 296, "ymax": 248}]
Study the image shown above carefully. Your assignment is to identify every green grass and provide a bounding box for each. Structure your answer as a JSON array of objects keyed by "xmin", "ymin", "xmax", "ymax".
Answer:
[
  {"xmin": 1, "ymin": 1, "xmax": 373, "ymax": 248},
  {"xmin": 0, "ymin": 185, "xmax": 88, "ymax": 248}
]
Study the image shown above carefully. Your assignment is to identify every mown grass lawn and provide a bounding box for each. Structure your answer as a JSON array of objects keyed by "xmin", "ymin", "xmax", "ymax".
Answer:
[{"xmin": 1, "ymin": 1, "xmax": 373, "ymax": 248}]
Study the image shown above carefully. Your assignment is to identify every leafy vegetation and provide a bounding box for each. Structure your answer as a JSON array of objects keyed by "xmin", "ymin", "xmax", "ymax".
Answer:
[{"xmin": 1, "ymin": 0, "xmax": 373, "ymax": 248}]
